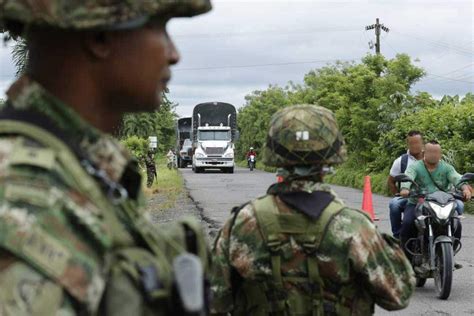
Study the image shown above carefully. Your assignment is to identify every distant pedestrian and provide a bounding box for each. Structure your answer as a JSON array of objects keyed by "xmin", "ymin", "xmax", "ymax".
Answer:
[{"xmin": 145, "ymin": 149, "xmax": 157, "ymax": 188}]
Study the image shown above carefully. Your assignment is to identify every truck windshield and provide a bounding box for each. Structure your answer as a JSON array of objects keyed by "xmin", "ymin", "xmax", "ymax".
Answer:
[{"xmin": 198, "ymin": 131, "xmax": 230, "ymax": 141}]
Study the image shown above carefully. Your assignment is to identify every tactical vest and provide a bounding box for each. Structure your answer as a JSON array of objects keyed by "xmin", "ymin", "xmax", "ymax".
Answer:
[
  {"xmin": 233, "ymin": 195, "xmax": 357, "ymax": 316},
  {"xmin": 0, "ymin": 111, "xmax": 210, "ymax": 315}
]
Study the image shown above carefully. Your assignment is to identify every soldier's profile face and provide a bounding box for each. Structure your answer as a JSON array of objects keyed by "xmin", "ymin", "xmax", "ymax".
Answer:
[{"xmin": 106, "ymin": 16, "xmax": 180, "ymax": 112}]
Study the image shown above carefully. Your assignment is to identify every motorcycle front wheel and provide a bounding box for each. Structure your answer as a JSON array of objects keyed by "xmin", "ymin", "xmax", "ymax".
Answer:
[{"xmin": 434, "ymin": 242, "xmax": 453, "ymax": 299}]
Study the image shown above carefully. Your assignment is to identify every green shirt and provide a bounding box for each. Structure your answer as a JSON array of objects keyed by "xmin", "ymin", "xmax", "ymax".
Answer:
[{"xmin": 401, "ymin": 160, "xmax": 462, "ymax": 204}]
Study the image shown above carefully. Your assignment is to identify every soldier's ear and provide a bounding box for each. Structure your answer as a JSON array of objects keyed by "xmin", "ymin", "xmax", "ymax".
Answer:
[{"xmin": 82, "ymin": 31, "xmax": 113, "ymax": 60}]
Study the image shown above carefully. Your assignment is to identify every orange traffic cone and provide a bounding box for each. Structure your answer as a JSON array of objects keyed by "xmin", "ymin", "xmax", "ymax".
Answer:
[{"xmin": 362, "ymin": 176, "xmax": 379, "ymax": 221}]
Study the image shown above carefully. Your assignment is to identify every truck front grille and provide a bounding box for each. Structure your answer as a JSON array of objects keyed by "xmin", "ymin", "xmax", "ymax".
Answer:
[{"xmin": 205, "ymin": 147, "xmax": 225, "ymax": 156}]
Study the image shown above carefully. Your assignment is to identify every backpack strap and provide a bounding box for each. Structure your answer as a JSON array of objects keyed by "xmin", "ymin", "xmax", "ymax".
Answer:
[
  {"xmin": 252, "ymin": 196, "xmax": 284, "ymax": 287},
  {"xmin": 252, "ymin": 195, "xmax": 346, "ymax": 316},
  {"xmin": 400, "ymin": 154, "xmax": 409, "ymax": 174}
]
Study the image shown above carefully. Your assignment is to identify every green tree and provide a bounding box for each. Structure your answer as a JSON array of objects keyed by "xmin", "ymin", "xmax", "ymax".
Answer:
[
  {"xmin": 119, "ymin": 91, "xmax": 178, "ymax": 154},
  {"xmin": 377, "ymin": 96, "xmax": 474, "ymax": 174},
  {"xmin": 291, "ymin": 54, "xmax": 425, "ymax": 162},
  {"xmin": 236, "ymin": 85, "xmax": 290, "ymax": 159},
  {"xmin": 236, "ymin": 54, "xmax": 425, "ymax": 165}
]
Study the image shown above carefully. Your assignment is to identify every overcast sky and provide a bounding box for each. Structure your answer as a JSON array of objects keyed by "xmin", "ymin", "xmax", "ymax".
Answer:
[{"xmin": 0, "ymin": 0, "xmax": 472, "ymax": 118}]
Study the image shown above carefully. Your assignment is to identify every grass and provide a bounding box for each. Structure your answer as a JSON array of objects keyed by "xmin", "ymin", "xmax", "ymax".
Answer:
[
  {"xmin": 325, "ymin": 162, "xmax": 390, "ymax": 195},
  {"xmin": 142, "ymin": 156, "xmax": 183, "ymax": 210}
]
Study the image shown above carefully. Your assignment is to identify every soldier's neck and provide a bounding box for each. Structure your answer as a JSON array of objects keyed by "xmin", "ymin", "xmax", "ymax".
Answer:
[{"xmin": 29, "ymin": 70, "xmax": 123, "ymax": 134}]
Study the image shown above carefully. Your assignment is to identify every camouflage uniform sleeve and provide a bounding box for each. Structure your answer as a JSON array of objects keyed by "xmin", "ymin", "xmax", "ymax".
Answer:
[
  {"xmin": 0, "ymin": 251, "xmax": 76, "ymax": 315},
  {"xmin": 345, "ymin": 210, "xmax": 415, "ymax": 311},
  {"xmin": 210, "ymin": 204, "xmax": 267, "ymax": 315}
]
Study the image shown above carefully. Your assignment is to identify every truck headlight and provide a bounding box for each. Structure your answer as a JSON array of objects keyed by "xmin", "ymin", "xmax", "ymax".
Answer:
[
  {"xmin": 195, "ymin": 152, "xmax": 205, "ymax": 158},
  {"xmin": 224, "ymin": 152, "xmax": 234, "ymax": 158}
]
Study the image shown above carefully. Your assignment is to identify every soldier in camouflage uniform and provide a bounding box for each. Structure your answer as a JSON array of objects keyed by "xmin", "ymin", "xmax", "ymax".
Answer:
[
  {"xmin": 145, "ymin": 149, "xmax": 157, "ymax": 188},
  {"xmin": 210, "ymin": 105, "xmax": 415, "ymax": 315},
  {"xmin": 0, "ymin": 1, "xmax": 211, "ymax": 315}
]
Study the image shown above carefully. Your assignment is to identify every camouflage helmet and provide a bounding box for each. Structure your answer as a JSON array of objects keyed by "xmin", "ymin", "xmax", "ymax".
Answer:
[
  {"xmin": 0, "ymin": 0, "xmax": 211, "ymax": 33},
  {"xmin": 262, "ymin": 104, "xmax": 347, "ymax": 167}
]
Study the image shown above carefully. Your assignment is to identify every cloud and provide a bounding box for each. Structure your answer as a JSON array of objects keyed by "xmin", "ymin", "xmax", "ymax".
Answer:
[
  {"xmin": 0, "ymin": 0, "xmax": 472, "ymax": 113},
  {"xmin": 167, "ymin": 0, "xmax": 473, "ymax": 116}
]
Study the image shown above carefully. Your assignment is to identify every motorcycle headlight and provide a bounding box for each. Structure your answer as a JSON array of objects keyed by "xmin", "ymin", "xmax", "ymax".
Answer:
[{"xmin": 429, "ymin": 202, "xmax": 454, "ymax": 220}]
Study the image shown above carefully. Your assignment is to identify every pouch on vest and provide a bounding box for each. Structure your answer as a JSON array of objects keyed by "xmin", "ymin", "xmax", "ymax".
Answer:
[{"xmin": 107, "ymin": 217, "xmax": 211, "ymax": 316}]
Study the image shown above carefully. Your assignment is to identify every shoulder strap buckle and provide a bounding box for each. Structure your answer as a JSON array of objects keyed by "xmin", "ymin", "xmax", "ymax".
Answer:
[
  {"xmin": 301, "ymin": 235, "xmax": 318, "ymax": 255},
  {"xmin": 267, "ymin": 234, "xmax": 282, "ymax": 253}
]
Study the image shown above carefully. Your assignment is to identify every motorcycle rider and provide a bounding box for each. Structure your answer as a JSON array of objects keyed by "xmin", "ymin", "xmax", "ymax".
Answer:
[
  {"xmin": 246, "ymin": 147, "xmax": 257, "ymax": 168},
  {"xmin": 387, "ymin": 131, "xmax": 424, "ymax": 239},
  {"xmin": 399, "ymin": 140, "xmax": 471, "ymax": 261}
]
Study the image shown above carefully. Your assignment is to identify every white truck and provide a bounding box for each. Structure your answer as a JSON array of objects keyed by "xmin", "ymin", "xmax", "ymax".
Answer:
[{"xmin": 192, "ymin": 102, "xmax": 237, "ymax": 174}]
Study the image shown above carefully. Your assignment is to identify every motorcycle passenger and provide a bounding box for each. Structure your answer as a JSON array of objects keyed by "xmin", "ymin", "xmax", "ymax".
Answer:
[
  {"xmin": 399, "ymin": 140, "xmax": 472, "ymax": 258},
  {"xmin": 387, "ymin": 131, "xmax": 424, "ymax": 239}
]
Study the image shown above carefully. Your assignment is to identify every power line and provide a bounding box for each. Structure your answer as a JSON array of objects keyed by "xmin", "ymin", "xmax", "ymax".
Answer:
[
  {"xmin": 439, "ymin": 62, "xmax": 473, "ymax": 76},
  {"xmin": 380, "ymin": 36, "xmax": 473, "ymax": 85},
  {"xmin": 174, "ymin": 59, "xmax": 353, "ymax": 71},
  {"xmin": 391, "ymin": 30, "xmax": 473, "ymax": 57},
  {"xmin": 173, "ymin": 26, "xmax": 359, "ymax": 39},
  {"xmin": 394, "ymin": 32, "xmax": 473, "ymax": 55},
  {"xmin": 424, "ymin": 73, "xmax": 474, "ymax": 84},
  {"xmin": 449, "ymin": 73, "xmax": 474, "ymax": 81}
]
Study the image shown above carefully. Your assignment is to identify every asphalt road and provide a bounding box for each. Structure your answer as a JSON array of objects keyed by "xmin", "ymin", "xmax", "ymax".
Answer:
[{"xmin": 181, "ymin": 166, "xmax": 474, "ymax": 316}]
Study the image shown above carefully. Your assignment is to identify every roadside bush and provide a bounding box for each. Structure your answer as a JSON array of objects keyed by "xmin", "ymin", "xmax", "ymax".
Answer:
[{"xmin": 121, "ymin": 136, "xmax": 149, "ymax": 162}]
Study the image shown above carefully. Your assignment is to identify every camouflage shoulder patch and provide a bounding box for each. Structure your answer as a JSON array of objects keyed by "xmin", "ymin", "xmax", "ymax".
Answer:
[
  {"xmin": 4, "ymin": 183, "xmax": 56, "ymax": 209},
  {"xmin": 0, "ymin": 200, "xmax": 106, "ymax": 312},
  {"xmin": 8, "ymin": 139, "xmax": 56, "ymax": 171}
]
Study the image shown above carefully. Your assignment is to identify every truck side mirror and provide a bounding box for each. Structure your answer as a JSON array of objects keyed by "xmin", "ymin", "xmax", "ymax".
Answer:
[{"xmin": 235, "ymin": 130, "xmax": 240, "ymax": 142}]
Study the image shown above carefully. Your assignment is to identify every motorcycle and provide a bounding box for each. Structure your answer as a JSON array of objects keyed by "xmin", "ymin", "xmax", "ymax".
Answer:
[
  {"xmin": 248, "ymin": 155, "xmax": 256, "ymax": 171},
  {"xmin": 394, "ymin": 173, "xmax": 474, "ymax": 299}
]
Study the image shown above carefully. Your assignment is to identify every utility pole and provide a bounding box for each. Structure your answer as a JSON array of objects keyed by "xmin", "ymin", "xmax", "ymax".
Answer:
[{"xmin": 365, "ymin": 18, "xmax": 390, "ymax": 54}]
